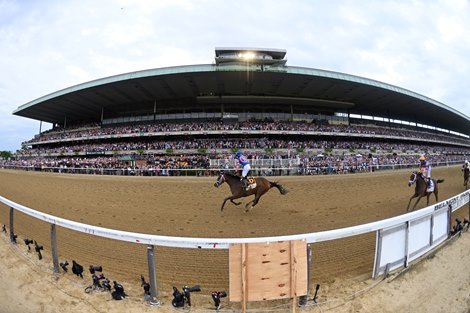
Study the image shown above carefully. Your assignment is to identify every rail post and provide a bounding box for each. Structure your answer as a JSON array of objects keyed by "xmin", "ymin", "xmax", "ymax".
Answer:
[
  {"xmin": 50, "ymin": 224, "xmax": 59, "ymax": 273},
  {"xmin": 447, "ymin": 204, "xmax": 452, "ymax": 238},
  {"xmin": 404, "ymin": 221, "xmax": 410, "ymax": 267},
  {"xmin": 146, "ymin": 245, "xmax": 160, "ymax": 306},
  {"xmin": 9, "ymin": 207, "xmax": 16, "ymax": 244}
]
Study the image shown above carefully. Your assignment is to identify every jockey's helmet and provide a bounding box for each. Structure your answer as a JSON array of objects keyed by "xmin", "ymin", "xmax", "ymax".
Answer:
[{"xmin": 235, "ymin": 150, "xmax": 242, "ymax": 157}]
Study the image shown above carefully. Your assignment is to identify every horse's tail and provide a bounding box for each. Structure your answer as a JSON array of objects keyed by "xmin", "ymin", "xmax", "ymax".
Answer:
[
  {"xmin": 270, "ymin": 181, "xmax": 288, "ymax": 195},
  {"xmin": 436, "ymin": 179, "xmax": 445, "ymax": 184}
]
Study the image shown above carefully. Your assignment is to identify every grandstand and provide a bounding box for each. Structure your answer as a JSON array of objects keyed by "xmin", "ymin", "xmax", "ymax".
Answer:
[{"xmin": 7, "ymin": 47, "xmax": 470, "ymax": 174}]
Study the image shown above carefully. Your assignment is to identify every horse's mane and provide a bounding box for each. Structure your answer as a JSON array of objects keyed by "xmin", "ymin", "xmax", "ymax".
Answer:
[{"xmin": 224, "ymin": 172, "xmax": 240, "ymax": 179}]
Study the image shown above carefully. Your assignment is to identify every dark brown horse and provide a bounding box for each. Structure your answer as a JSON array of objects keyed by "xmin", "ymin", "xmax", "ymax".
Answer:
[
  {"xmin": 406, "ymin": 171, "xmax": 444, "ymax": 211},
  {"xmin": 213, "ymin": 171, "xmax": 288, "ymax": 212}
]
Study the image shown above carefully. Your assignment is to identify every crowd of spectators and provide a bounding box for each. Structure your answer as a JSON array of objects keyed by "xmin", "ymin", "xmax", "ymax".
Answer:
[
  {"xmin": 16, "ymin": 136, "xmax": 469, "ymax": 159},
  {"xmin": 296, "ymin": 153, "xmax": 463, "ymax": 175},
  {"xmin": 1, "ymin": 155, "xmax": 211, "ymax": 176},
  {"xmin": 24, "ymin": 120, "xmax": 469, "ymax": 146},
  {"xmin": 4, "ymin": 119, "xmax": 467, "ymax": 177}
]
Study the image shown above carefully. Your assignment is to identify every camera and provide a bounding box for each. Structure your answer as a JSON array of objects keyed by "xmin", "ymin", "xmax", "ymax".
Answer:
[
  {"xmin": 93, "ymin": 273, "xmax": 105, "ymax": 284},
  {"xmin": 60, "ymin": 260, "xmax": 69, "ymax": 272},
  {"xmin": 92, "ymin": 273, "xmax": 111, "ymax": 290},
  {"xmin": 72, "ymin": 260, "xmax": 84, "ymax": 278},
  {"xmin": 102, "ymin": 277, "xmax": 111, "ymax": 291},
  {"xmin": 34, "ymin": 242, "xmax": 43, "ymax": 252},
  {"xmin": 211, "ymin": 291, "xmax": 227, "ymax": 310},
  {"xmin": 111, "ymin": 281, "xmax": 126, "ymax": 300},
  {"xmin": 463, "ymin": 217, "xmax": 469, "ymax": 230},
  {"xmin": 89, "ymin": 265, "xmax": 103, "ymax": 274},
  {"xmin": 172, "ymin": 287, "xmax": 185, "ymax": 308},
  {"xmin": 140, "ymin": 275, "xmax": 150, "ymax": 296},
  {"xmin": 172, "ymin": 285, "xmax": 201, "ymax": 307},
  {"xmin": 34, "ymin": 241, "xmax": 44, "ymax": 260},
  {"xmin": 24, "ymin": 238, "xmax": 34, "ymax": 250},
  {"xmin": 452, "ymin": 219, "xmax": 464, "ymax": 235}
]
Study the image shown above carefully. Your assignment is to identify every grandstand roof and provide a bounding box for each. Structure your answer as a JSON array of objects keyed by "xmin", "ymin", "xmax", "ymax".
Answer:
[{"xmin": 13, "ymin": 63, "xmax": 470, "ymax": 135}]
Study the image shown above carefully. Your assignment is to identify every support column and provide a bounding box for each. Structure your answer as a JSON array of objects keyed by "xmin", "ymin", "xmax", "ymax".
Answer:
[
  {"xmin": 290, "ymin": 104, "xmax": 294, "ymax": 121},
  {"xmin": 153, "ymin": 100, "xmax": 157, "ymax": 121}
]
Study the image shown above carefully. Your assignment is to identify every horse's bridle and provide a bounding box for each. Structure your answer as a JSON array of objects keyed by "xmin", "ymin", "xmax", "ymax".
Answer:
[
  {"xmin": 408, "ymin": 172, "xmax": 417, "ymax": 187},
  {"xmin": 214, "ymin": 172, "xmax": 226, "ymax": 188}
]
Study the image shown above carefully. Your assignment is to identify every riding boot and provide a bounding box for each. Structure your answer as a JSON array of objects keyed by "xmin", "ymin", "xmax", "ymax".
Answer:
[{"xmin": 241, "ymin": 177, "xmax": 248, "ymax": 189}]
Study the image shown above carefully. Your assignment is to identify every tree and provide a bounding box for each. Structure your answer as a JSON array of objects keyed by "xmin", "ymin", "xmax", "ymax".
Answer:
[{"xmin": 0, "ymin": 151, "xmax": 12, "ymax": 160}]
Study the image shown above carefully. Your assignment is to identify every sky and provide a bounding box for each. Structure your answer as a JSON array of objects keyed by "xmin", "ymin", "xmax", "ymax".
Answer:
[{"xmin": 1, "ymin": 0, "xmax": 469, "ymax": 152}]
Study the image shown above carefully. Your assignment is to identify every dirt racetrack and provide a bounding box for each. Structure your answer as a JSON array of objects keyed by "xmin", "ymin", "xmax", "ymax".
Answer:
[{"xmin": 0, "ymin": 166, "xmax": 468, "ymax": 311}]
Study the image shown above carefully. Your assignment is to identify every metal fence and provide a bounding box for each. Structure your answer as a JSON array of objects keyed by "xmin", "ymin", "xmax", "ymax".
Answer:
[{"xmin": 0, "ymin": 159, "xmax": 463, "ymax": 177}]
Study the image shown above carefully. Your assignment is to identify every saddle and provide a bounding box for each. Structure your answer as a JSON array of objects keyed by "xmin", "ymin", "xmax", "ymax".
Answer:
[
  {"xmin": 425, "ymin": 178, "xmax": 434, "ymax": 192},
  {"xmin": 242, "ymin": 176, "xmax": 257, "ymax": 190}
]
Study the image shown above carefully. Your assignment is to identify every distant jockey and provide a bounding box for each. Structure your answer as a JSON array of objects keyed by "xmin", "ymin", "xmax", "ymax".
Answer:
[
  {"xmin": 418, "ymin": 155, "xmax": 432, "ymax": 189},
  {"xmin": 233, "ymin": 150, "xmax": 251, "ymax": 189},
  {"xmin": 463, "ymin": 159, "xmax": 469, "ymax": 171},
  {"xmin": 463, "ymin": 159, "xmax": 470, "ymax": 186}
]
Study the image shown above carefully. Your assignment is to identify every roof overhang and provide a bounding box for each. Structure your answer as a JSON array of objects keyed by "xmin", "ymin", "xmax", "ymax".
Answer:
[{"xmin": 13, "ymin": 64, "xmax": 470, "ymax": 136}]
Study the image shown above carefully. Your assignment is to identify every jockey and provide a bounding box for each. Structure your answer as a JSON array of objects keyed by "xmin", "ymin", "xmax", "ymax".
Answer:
[
  {"xmin": 233, "ymin": 150, "xmax": 251, "ymax": 189},
  {"xmin": 418, "ymin": 155, "xmax": 432, "ymax": 188},
  {"xmin": 463, "ymin": 159, "xmax": 469, "ymax": 171},
  {"xmin": 463, "ymin": 159, "xmax": 470, "ymax": 186}
]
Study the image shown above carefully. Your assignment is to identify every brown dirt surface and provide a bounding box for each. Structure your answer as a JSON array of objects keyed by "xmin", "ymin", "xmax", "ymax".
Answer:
[{"xmin": 0, "ymin": 166, "xmax": 468, "ymax": 312}]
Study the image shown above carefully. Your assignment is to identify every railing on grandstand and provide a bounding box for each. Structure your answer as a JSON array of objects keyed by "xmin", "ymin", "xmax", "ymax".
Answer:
[{"xmin": 0, "ymin": 160, "xmax": 462, "ymax": 177}]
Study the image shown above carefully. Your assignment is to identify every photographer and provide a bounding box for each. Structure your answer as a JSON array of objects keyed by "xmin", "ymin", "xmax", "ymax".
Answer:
[
  {"xmin": 111, "ymin": 281, "xmax": 126, "ymax": 300},
  {"xmin": 72, "ymin": 260, "xmax": 84, "ymax": 278}
]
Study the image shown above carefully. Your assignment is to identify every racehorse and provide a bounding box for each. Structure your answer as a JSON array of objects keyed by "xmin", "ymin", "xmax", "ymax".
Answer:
[
  {"xmin": 463, "ymin": 167, "xmax": 469, "ymax": 190},
  {"xmin": 406, "ymin": 171, "xmax": 444, "ymax": 212},
  {"xmin": 213, "ymin": 171, "xmax": 288, "ymax": 212}
]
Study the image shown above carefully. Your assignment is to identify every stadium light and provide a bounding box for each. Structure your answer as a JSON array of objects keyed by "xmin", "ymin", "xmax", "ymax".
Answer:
[{"xmin": 237, "ymin": 52, "xmax": 255, "ymax": 60}]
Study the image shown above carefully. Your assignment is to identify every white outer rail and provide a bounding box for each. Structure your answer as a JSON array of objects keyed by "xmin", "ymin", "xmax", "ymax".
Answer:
[{"xmin": 1, "ymin": 190, "xmax": 468, "ymax": 249}]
